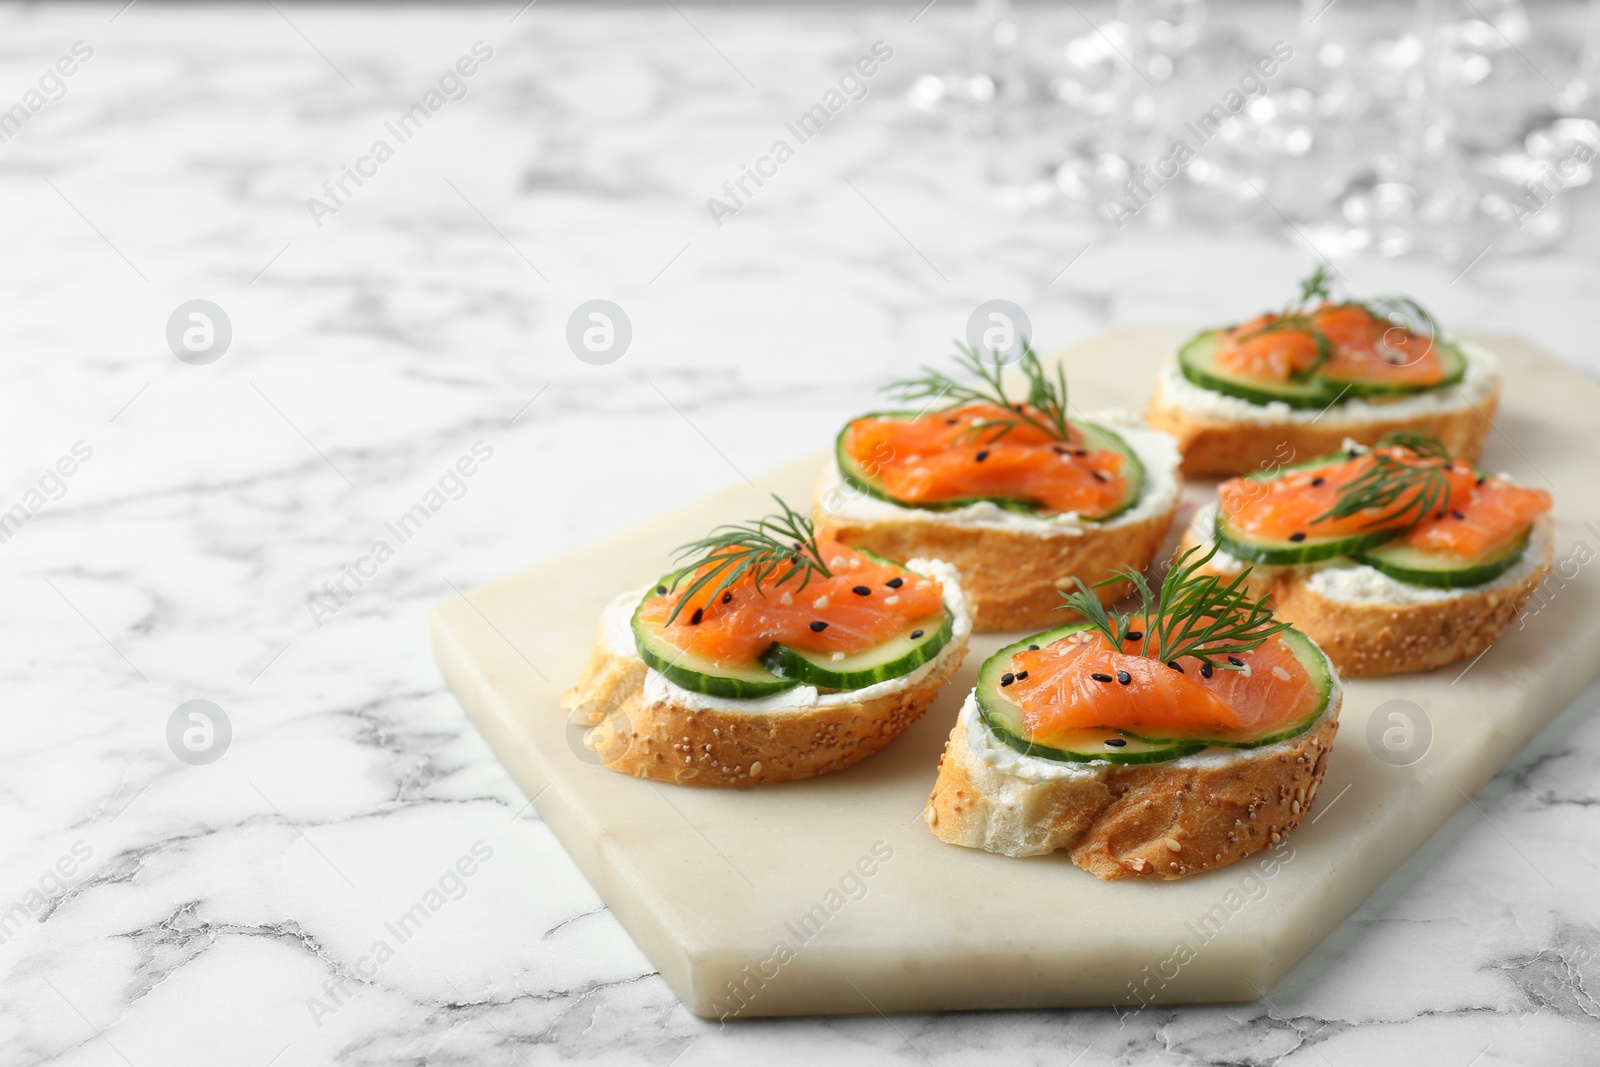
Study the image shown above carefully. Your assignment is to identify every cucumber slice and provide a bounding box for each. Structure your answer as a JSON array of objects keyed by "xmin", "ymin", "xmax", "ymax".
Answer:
[
  {"xmin": 974, "ymin": 624, "xmax": 1332, "ymax": 763},
  {"xmin": 1214, "ymin": 504, "xmax": 1397, "ymax": 565},
  {"xmin": 632, "ymin": 601, "xmax": 797, "ymax": 699},
  {"xmin": 834, "ymin": 412, "xmax": 1145, "ymax": 520},
  {"xmin": 1354, "ymin": 524, "xmax": 1532, "ymax": 589},
  {"xmin": 761, "ymin": 610, "xmax": 952, "ymax": 689},
  {"xmin": 1177, "ymin": 330, "xmax": 1340, "ymax": 410},
  {"xmin": 1314, "ymin": 339, "xmax": 1468, "ymax": 397},
  {"xmin": 1119, "ymin": 628, "xmax": 1333, "ymax": 748},
  {"xmin": 975, "ymin": 624, "xmax": 1206, "ymax": 766}
]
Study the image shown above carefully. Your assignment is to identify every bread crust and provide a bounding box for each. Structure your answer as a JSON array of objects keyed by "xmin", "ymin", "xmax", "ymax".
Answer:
[
  {"xmin": 1146, "ymin": 374, "xmax": 1498, "ymax": 477},
  {"xmin": 1177, "ymin": 517, "xmax": 1553, "ymax": 677},
  {"xmin": 560, "ymin": 623, "xmax": 969, "ymax": 787},
  {"xmin": 813, "ymin": 468, "xmax": 1179, "ymax": 633},
  {"xmin": 924, "ymin": 709, "xmax": 1339, "ymax": 880}
]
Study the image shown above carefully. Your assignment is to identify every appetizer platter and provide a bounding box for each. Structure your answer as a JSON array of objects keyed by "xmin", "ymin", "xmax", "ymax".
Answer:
[{"xmin": 432, "ymin": 326, "xmax": 1600, "ymax": 1018}]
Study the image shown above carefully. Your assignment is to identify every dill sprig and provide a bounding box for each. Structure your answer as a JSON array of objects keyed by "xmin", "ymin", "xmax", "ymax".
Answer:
[
  {"xmin": 883, "ymin": 342, "xmax": 1071, "ymax": 443},
  {"xmin": 1288, "ymin": 263, "xmax": 1334, "ymax": 313},
  {"xmin": 663, "ymin": 496, "xmax": 832, "ymax": 624},
  {"xmin": 1311, "ymin": 430, "xmax": 1454, "ymax": 532},
  {"xmin": 1060, "ymin": 544, "xmax": 1290, "ymax": 670}
]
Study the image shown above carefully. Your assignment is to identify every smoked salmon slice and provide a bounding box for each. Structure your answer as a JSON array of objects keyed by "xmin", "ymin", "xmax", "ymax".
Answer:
[
  {"xmin": 637, "ymin": 540, "xmax": 944, "ymax": 667},
  {"xmin": 840, "ymin": 402, "xmax": 1131, "ymax": 516}
]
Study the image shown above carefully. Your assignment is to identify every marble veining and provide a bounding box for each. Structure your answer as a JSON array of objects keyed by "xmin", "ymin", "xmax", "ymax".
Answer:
[{"xmin": 0, "ymin": 2, "xmax": 1596, "ymax": 1065}]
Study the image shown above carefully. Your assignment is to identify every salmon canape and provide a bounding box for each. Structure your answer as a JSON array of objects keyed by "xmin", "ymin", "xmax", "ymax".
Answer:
[
  {"xmin": 1184, "ymin": 431, "xmax": 1554, "ymax": 676},
  {"xmin": 816, "ymin": 345, "xmax": 1182, "ymax": 632},
  {"xmin": 925, "ymin": 545, "xmax": 1340, "ymax": 880},
  {"xmin": 561, "ymin": 498, "xmax": 971, "ymax": 785},
  {"xmin": 1147, "ymin": 266, "xmax": 1499, "ymax": 476}
]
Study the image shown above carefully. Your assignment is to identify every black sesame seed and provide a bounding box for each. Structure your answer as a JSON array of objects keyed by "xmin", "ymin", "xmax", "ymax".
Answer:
[
  {"xmin": 1116, "ymin": 670, "xmax": 1132, "ymax": 685},
  {"xmin": 721, "ymin": 592, "xmax": 733, "ymax": 604},
  {"xmin": 1027, "ymin": 644, "xmax": 1040, "ymax": 651},
  {"xmin": 975, "ymin": 450, "xmax": 989, "ymax": 462},
  {"xmin": 1289, "ymin": 532, "xmax": 1307, "ymax": 542},
  {"xmin": 1091, "ymin": 470, "xmax": 1109, "ymax": 482},
  {"xmin": 1348, "ymin": 449, "xmax": 1359, "ymax": 459},
  {"xmin": 1476, "ymin": 475, "xmax": 1486, "ymax": 486},
  {"xmin": 1126, "ymin": 630, "xmax": 1143, "ymax": 640},
  {"xmin": 1016, "ymin": 670, "xmax": 1029, "ymax": 680},
  {"xmin": 690, "ymin": 608, "xmax": 704, "ymax": 625},
  {"xmin": 910, "ymin": 629, "xmax": 924, "ymax": 640},
  {"xmin": 1075, "ymin": 449, "xmax": 1089, "ymax": 457},
  {"xmin": 657, "ymin": 585, "xmax": 668, "ymax": 595},
  {"xmin": 1167, "ymin": 660, "xmax": 1184, "ymax": 672},
  {"xmin": 1200, "ymin": 661, "xmax": 1214, "ymax": 678},
  {"xmin": 946, "ymin": 418, "xmax": 958, "ymax": 425},
  {"xmin": 1014, "ymin": 404, "xmax": 1025, "ymax": 412},
  {"xmin": 1104, "ymin": 738, "xmax": 1128, "ymax": 748},
  {"xmin": 1311, "ymin": 477, "xmax": 1325, "ymax": 487},
  {"xmin": 1228, "ymin": 656, "xmax": 1244, "ymax": 666},
  {"xmin": 886, "ymin": 577, "xmax": 904, "ymax": 589},
  {"xmin": 852, "ymin": 585, "xmax": 871, "ymax": 596},
  {"xmin": 1000, "ymin": 672, "xmax": 1015, "ymax": 687},
  {"xmin": 1451, "ymin": 509, "xmax": 1465, "ymax": 520},
  {"xmin": 1091, "ymin": 672, "xmax": 1114, "ymax": 683},
  {"xmin": 809, "ymin": 620, "xmax": 828, "ymax": 632},
  {"xmin": 1443, "ymin": 462, "xmax": 1453, "ymax": 471}
]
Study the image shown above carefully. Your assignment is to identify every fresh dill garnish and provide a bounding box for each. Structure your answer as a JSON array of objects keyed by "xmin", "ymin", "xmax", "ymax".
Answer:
[
  {"xmin": 1289, "ymin": 263, "xmax": 1334, "ymax": 312},
  {"xmin": 663, "ymin": 496, "xmax": 832, "ymax": 624},
  {"xmin": 1310, "ymin": 430, "xmax": 1454, "ymax": 532},
  {"xmin": 883, "ymin": 342, "xmax": 1071, "ymax": 443},
  {"xmin": 1059, "ymin": 544, "xmax": 1290, "ymax": 670}
]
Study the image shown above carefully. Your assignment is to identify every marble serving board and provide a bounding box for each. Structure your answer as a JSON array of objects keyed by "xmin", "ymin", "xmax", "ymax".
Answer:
[{"xmin": 430, "ymin": 329, "xmax": 1600, "ymax": 1019}]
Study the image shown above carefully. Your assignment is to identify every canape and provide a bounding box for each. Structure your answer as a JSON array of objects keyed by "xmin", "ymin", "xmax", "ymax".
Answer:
[
  {"xmin": 815, "ymin": 346, "xmax": 1182, "ymax": 632},
  {"xmin": 1181, "ymin": 432, "xmax": 1553, "ymax": 677},
  {"xmin": 1147, "ymin": 266, "xmax": 1499, "ymax": 476},
  {"xmin": 925, "ymin": 546, "xmax": 1340, "ymax": 880},
  {"xmin": 562, "ymin": 498, "xmax": 971, "ymax": 785}
]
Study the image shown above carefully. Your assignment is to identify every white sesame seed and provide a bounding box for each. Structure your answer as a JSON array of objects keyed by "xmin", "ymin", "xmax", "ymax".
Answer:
[
  {"xmin": 814, "ymin": 595, "xmax": 830, "ymax": 609},
  {"xmin": 829, "ymin": 556, "xmax": 848, "ymax": 569},
  {"xmin": 750, "ymin": 761, "xmax": 762, "ymax": 775},
  {"xmin": 780, "ymin": 591, "xmax": 793, "ymax": 605},
  {"xmin": 831, "ymin": 652, "xmax": 845, "ymax": 661},
  {"xmin": 1272, "ymin": 666, "xmax": 1291, "ymax": 681},
  {"xmin": 884, "ymin": 595, "xmax": 899, "ymax": 605},
  {"xmin": 1165, "ymin": 837, "xmax": 1182, "ymax": 852}
]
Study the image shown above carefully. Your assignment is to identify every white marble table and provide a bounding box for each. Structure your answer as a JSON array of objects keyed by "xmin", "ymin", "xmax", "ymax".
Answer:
[{"xmin": 1, "ymin": 3, "xmax": 1596, "ymax": 1065}]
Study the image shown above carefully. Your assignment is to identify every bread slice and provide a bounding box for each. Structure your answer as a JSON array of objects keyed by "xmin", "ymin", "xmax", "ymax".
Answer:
[
  {"xmin": 1180, "ymin": 506, "xmax": 1554, "ymax": 677},
  {"xmin": 559, "ymin": 561, "xmax": 971, "ymax": 786},
  {"xmin": 1146, "ymin": 344, "xmax": 1501, "ymax": 477},
  {"xmin": 924, "ymin": 692, "xmax": 1340, "ymax": 880},
  {"xmin": 814, "ymin": 415, "xmax": 1181, "ymax": 632}
]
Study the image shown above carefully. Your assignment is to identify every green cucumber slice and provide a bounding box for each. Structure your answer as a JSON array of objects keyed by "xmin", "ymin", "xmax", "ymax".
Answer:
[
  {"xmin": 1354, "ymin": 524, "xmax": 1532, "ymax": 589},
  {"xmin": 975, "ymin": 624, "xmax": 1206, "ymax": 766},
  {"xmin": 632, "ymin": 600, "xmax": 797, "ymax": 699},
  {"xmin": 1314, "ymin": 338, "xmax": 1468, "ymax": 397},
  {"xmin": 1119, "ymin": 627, "xmax": 1333, "ymax": 748},
  {"xmin": 834, "ymin": 412, "xmax": 1144, "ymax": 520},
  {"xmin": 1177, "ymin": 330, "xmax": 1340, "ymax": 410},
  {"xmin": 1214, "ymin": 504, "xmax": 1397, "ymax": 565},
  {"xmin": 761, "ymin": 609, "xmax": 952, "ymax": 689}
]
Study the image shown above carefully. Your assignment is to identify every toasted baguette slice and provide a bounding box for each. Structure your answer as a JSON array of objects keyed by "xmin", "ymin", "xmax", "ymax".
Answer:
[
  {"xmin": 814, "ymin": 414, "xmax": 1181, "ymax": 632},
  {"xmin": 924, "ymin": 692, "xmax": 1340, "ymax": 880},
  {"xmin": 1146, "ymin": 343, "xmax": 1500, "ymax": 477},
  {"xmin": 559, "ymin": 561, "xmax": 971, "ymax": 786},
  {"xmin": 1181, "ymin": 506, "xmax": 1554, "ymax": 677}
]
